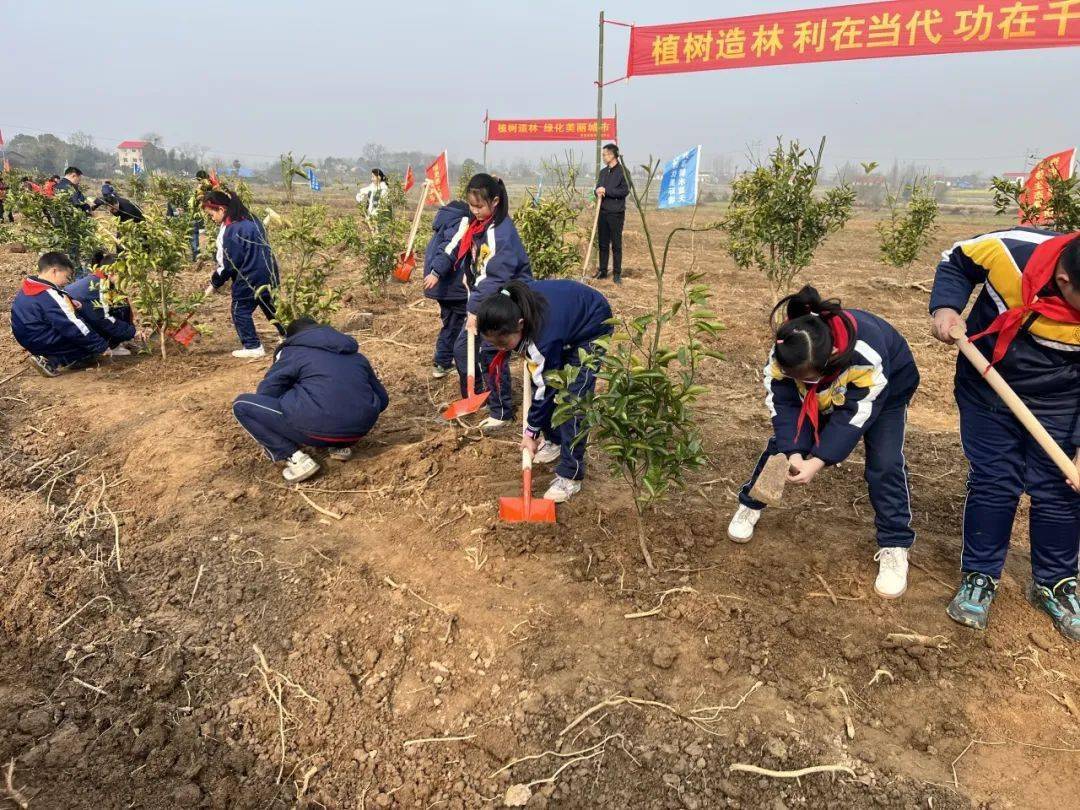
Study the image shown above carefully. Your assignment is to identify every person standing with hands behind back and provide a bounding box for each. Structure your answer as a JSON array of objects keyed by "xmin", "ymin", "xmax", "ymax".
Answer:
[{"xmin": 594, "ymin": 143, "xmax": 628, "ymax": 284}]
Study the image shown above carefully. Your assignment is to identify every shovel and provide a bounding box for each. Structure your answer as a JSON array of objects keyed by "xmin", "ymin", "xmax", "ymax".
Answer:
[
  {"xmin": 442, "ymin": 329, "xmax": 491, "ymax": 419},
  {"xmin": 499, "ymin": 361, "xmax": 557, "ymax": 523},
  {"xmin": 579, "ymin": 197, "xmax": 602, "ymax": 279},
  {"xmin": 951, "ymin": 324, "xmax": 1080, "ymax": 488},
  {"xmin": 393, "ymin": 180, "xmax": 431, "ymax": 283}
]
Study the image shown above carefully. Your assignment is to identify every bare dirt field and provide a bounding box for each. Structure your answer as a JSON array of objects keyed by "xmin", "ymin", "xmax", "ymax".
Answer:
[{"xmin": 1, "ymin": 196, "xmax": 1077, "ymax": 809}]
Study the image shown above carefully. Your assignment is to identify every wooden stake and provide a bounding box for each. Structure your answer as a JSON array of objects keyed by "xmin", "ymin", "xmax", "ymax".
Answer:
[
  {"xmin": 580, "ymin": 199, "xmax": 602, "ymax": 279},
  {"xmin": 403, "ymin": 180, "xmax": 430, "ymax": 259}
]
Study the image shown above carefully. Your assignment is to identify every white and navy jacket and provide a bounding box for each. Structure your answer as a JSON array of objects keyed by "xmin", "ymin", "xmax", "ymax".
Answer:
[
  {"xmin": 518, "ymin": 280, "xmax": 613, "ymax": 437},
  {"xmin": 211, "ymin": 218, "xmax": 279, "ymax": 295},
  {"xmin": 11, "ymin": 276, "xmax": 108, "ymax": 364},
  {"xmin": 765, "ymin": 309, "xmax": 918, "ymax": 465},
  {"xmin": 65, "ymin": 271, "xmax": 136, "ymax": 346},
  {"xmin": 440, "ymin": 214, "xmax": 532, "ymax": 315}
]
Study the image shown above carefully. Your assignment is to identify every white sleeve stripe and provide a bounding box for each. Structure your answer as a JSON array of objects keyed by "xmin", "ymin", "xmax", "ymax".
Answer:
[
  {"xmin": 848, "ymin": 340, "xmax": 887, "ymax": 429},
  {"xmin": 762, "ymin": 348, "xmax": 777, "ymax": 418},
  {"xmin": 526, "ymin": 343, "xmax": 547, "ymax": 402},
  {"xmin": 46, "ymin": 289, "xmax": 91, "ymax": 336},
  {"xmin": 443, "ymin": 218, "xmax": 470, "ymax": 257}
]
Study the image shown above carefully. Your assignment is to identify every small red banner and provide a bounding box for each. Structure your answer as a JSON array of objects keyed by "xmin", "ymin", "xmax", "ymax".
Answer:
[
  {"xmin": 486, "ymin": 118, "xmax": 617, "ymax": 142},
  {"xmin": 425, "ymin": 151, "xmax": 451, "ymax": 206},
  {"xmin": 403, "ymin": 165, "xmax": 415, "ymax": 193},
  {"xmin": 627, "ymin": 0, "xmax": 1080, "ymax": 77},
  {"xmin": 1019, "ymin": 147, "xmax": 1076, "ymax": 224}
]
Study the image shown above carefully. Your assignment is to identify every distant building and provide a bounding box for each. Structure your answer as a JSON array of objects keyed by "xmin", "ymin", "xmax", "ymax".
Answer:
[{"xmin": 116, "ymin": 140, "xmax": 149, "ymax": 169}]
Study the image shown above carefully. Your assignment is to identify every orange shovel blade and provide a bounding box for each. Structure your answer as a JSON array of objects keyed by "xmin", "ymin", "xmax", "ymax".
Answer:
[
  {"xmin": 499, "ymin": 496, "xmax": 557, "ymax": 523},
  {"xmin": 170, "ymin": 321, "xmax": 198, "ymax": 346},
  {"xmin": 392, "ymin": 251, "xmax": 416, "ymax": 282},
  {"xmin": 441, "ymin": 391, "xmax": 490, "ymax": 420}
]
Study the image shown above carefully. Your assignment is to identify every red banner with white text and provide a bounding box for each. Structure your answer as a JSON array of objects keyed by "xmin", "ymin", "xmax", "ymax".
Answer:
[
  {"xmin": 425, "ymin": 151, "xmax": 451, "ymax": 206},
  {"xmin": 626, "ymin": 0, "xmax": 1080, "ymax": 77},
  {"xmin": 486, "ymin": 118, "xmax": 617, "ymax": 142}
]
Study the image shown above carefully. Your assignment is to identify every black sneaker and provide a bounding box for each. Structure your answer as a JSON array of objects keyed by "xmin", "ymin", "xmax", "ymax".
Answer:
[
  {"xmin": 593, "ymin": 271, "xmax": 608, "ymax": 280},
  {"xmin": 1027, "ymin": 577, "xmax": 1080, "ymax": 642},
  {"xmin": 613, "ymin": 275, "xmax": 622, "ymax": 285},
  {"xmin": 946, "ymin": 571, "xmax": 998, "ymax": 630},
  {"xmin": 28, "ymin": 355, "xmax": 59, "ymax": 378}
]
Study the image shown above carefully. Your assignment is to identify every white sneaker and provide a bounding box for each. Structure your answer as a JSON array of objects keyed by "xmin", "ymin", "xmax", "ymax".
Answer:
[
  {"xmin": 431, "ymin": 364, "xmax": 454, "ymax": 379},
  {"xmin": 533, "ymin": 441, "xmax": 561, "ymax": 464},
  {"xmin": 478, "ymin": 416, "xmax": 510, "ymax": 430},
  {"xmin": 727, "ymin": 505, "xmax": 762, "ymax": 543},
  {"xmin": 874, "ymin": 547, "xmax": 909, "ymax": 599},
  {"xmin": 543, "ymin": 475, "xmax": 581, "ymax": 503},
  {"xmin": 232, "ymin": 346, "xmax": 266, "ymax": 359},
  {"xmin": 107, "ymin": 345, "xmax": 132, "ymax": 357},
  {"xmin": 282, "ymin": 451, "xmax": 319, "ymax": 483},
  {"xmin": 327, "ymin": 446, "xmax": 353, "ymax": 461}
]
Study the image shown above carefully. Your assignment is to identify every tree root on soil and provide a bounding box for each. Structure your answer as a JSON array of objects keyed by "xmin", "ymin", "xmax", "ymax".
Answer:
[
  {"xmin": 557, "ymin": 680, "xmax": 763, "ymax": 741},
  {"xmin": 729, "ymin": 762, "xmax": 855, "ymax": 779},
  {"xmin": 623, "ymin": 586, "xmax": 697, "ymax": 619},
  {"xmin": 497, "ymin": 734, "xmax": 625, "ymax": 807},
  {"xmin": 3, "ymin": 759, "xmax": 30, "ymax": 809},
  {"xmin": 252, "ymin": 645, "xmax": 321, "ymax": 784}
]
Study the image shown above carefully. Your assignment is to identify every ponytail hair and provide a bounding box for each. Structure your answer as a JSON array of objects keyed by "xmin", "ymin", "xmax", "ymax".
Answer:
[
  {"xmin": 476, "ymin": 280, "xmax": 548, "ymax": 344},
  {"xmin": 201, "ymin": 189, "xmax": 251, "ymax": 222},
  {"xmin": 466, "ymin": 172, "xmax": 509, "ymax": 225},
  {"xmin": 770, "ymin": 285, "xmax": 855, "ymax": 377}
]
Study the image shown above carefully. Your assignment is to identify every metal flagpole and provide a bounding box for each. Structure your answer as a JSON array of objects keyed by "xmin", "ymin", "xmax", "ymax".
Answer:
[{"xmin": 595, "ymin": 10, "xmax": 604, "ymax": 181}]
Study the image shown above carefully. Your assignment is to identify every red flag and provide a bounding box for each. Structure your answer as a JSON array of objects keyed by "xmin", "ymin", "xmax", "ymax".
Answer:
[
  {"xmin": 425, "ymin": 151, "xmax": 450, "ymax": 206},
  {"xmin": 403, "ymin": 165, "xmax": 415, "ymax": 193},
  {"xmin": 0, "ymin": 129, "xmax": 4, "ymax": 148},
  {"xmin": 1019, "ymin": 148, "xmax": 1076, "ymax": 225},
  {"xmin": 209, "ymin": 169, "xmax": 221, "ymax": 188}
]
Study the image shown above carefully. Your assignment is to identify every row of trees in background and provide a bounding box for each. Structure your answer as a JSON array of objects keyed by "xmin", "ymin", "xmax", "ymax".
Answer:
[{"xmin": 4, "ymin": 132, "xmax": 202, "ymax": 177}]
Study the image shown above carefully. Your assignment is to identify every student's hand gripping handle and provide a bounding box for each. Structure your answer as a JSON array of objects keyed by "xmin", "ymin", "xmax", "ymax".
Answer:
[{"xmin": 950, "ymin": 325, "xmax": 1080, "ymax": 488}]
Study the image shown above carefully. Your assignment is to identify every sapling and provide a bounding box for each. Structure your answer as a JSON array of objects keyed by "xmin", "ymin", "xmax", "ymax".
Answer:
[
  {"xmin": 12, "ymin": 184, "xmax": 103, "ymax": 269},
  {"xmin": 723, "ymin": 137, "xmax": 854, "ymax": 296},
  {"xmin": 360, "ymin": 189, "xmax": 408, "ymax": 291},
  {"xmin": 265, "ymin": 205, "xmax": 343, "ymax": 329},
  {"xmin": 551, "ymin": 159, "xmax": 724, "ymax": 570},
  {"xmin": 513, "ymin": 197, "xmax": 580, "ymax": 280},
  {"xmin": 111, "ymin": 210, "xmax": 200, "ymax": 359},
  {"xmin": 876, "ymin": 176, "xmax": 938, "ymax": 268}
]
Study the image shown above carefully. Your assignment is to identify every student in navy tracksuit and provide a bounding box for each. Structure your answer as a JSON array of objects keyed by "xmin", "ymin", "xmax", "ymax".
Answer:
[
  {"xmin": 476, "ymin": 279, "xmax": 612, "ymax": 503},
  {"xmin": 931, "ymin": 228, "xmax": 1080, "ymax": 641},
  {"xmin": 64, "ymin": 251, "xmax": 137, "ymax": 355},
  {"xmin": 422, "ymin": 200, "xmax": 471, "ymax": 377},
  {"xmin": 450, "ymin": 174, "xmax": 533, "ymax": 428},
  {"xmin": 11, "ymin": 252, "xmax": 109, "ymax": 376},
  {"xmin": 729, "ymin": 286, "xmax": 920, "ymax": 599},
  {"xmin": 201, "ymin": 189, "xmax": 283, "ymax": 358},
  {"xmin": 233, "ymin": 317, "xmax": 389, "ymax": 483}
]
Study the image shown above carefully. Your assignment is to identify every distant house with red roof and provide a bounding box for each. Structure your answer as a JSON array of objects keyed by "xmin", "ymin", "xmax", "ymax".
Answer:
[{"xmin": 116, "ymin": 140, "xmax": 149, "ymax": 169}]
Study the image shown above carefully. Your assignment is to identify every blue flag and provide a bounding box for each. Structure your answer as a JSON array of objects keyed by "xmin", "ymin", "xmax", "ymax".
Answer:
[
  {"xmin": 307, "ymin": 168, "xmax": 321, "ymax": 191},
  {"xmin": 132, "ymin": 162, "xmax": 142, "ymax": 175},
  {"xmin": 657, "ymin": 145, "xmax": 701, "ymax": 210}
]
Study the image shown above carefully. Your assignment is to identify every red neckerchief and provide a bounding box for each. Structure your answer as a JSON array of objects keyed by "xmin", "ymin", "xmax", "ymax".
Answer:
[
  {"xmin": 793, "ymin": 311, "xmax": 857, "ymax": 446},
  {"xmin": 969, "ymin": 232, "xmax": 1080, "ymax": 366},
  {"xmin": 456, "ymin": 215, "xmax": 491, "ymax": 263},
  {"xmin": 486, "ymin": 348, "xmax": 509, "ymax": 392}
]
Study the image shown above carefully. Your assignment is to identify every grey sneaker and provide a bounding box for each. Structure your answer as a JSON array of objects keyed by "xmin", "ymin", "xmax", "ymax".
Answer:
[
  {"xmin": 1027, "ymin": 577, "xmax": 1080, "ymax": 642},
  {"xmin": 282, "ymin": 451, "xmax": 319, "ymax": 483},
  {"xmin": 327, "ymin": 446, "xmax": 354, "ymax": 461},
  {"xmin": 543, "ymin": 475, "xmax": 581, "ymax": 503},
  {"xmin": 432, "ymin": 364, "xmax": 454, "ymax": 379},
  {"xmin": 946, "ymin": 571, "xmax": 998, "ymax": 631},
  {"xmin": 29, "ymin": 355, "xmax": 60, "ymax": 378},
  {"xmin": 478, "ymin": 416, "xmax": 510, "ymax": 430}
]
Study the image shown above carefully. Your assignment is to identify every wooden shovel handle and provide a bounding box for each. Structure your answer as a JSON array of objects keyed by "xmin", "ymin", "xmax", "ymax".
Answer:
[
  {"xmin": 402, "ymin": 180, "xmax": 429, "ymax": 258},
  {"xmin": 950, "ymin": 325, "xmax": 1079, "ymax": 487},
  {"xmin": 580, "ymin": 199, "xmax": 603, "ymax": 278}
]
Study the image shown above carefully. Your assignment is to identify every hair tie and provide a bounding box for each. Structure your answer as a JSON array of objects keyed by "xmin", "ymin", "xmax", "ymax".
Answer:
[
  {"xmin": 500, "ymin": 289, "xmax": 511, "ymax": 297},
  {"xmin": 776, "ymin": 339, "xmax": 785, "ymax": 344}
]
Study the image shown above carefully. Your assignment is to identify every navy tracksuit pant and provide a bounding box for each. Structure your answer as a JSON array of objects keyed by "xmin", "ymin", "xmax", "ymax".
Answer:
[
  {"xmin": 232, "ymin": 394, "xmax": 358, "ymax": 461},
  {"xmin": 957, "ymin": 390, "xmax": 1079, "ymax": 586},
  {"xmin": 435, "ymin": 302, "xmax": 466, "ymax": 369},
  {"xmin": 231, "ymin": 284, "xmax": 282, "ymax": 349},
  {"xmin": 539, "ymin": 340, "xmax": 600, "ymax": 481},
  {"xmin": 453, "ymin": 327, "xmax": 514, "ymax": 421},
  {"xmin": 739, "ymin": 396, "xmax": 915, "ymax": 548}
]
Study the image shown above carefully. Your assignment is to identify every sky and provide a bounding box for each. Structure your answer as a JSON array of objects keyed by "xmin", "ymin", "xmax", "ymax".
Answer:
[{"xmin": 3, "ymin": 0, "xmax": 1078, "ymax": 175}]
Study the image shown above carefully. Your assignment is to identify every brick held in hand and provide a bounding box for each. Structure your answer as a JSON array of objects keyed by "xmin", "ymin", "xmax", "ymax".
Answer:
[{"xmin": 749, "ymin": 453, "xmax": 789, "ymax": 506}]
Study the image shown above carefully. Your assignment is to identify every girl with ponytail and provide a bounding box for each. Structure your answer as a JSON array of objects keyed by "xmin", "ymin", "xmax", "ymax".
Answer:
[
  {"xmin": 476, "ymin": 278, "xmax": 612, "ymax": 503},
  {"xmin": 202, "ymin": 190, "xmax": 283, "ymax": 358},
  {"xmin": 728, "ymin": 285, "xmax": 920, "ymax": 599},
  {"xmin": 446, "ymin": 172, "xmax": 533, "ymax": 429}
]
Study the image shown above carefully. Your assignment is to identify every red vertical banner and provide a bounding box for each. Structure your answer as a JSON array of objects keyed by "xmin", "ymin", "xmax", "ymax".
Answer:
[
  {"xmin": 625, "ymin": 1, "xmax": 1080, "ymax": 77},
  {"xmin": 403, "ymin": 165, "xmax": 415, "ymax": 193},
  {"xmin": 486, "ymin": 117, "xmax": 617, "ymax": 142},
  {"xmin": 425, "ymin": 151, "xmax": 451, "ymax": 206},
  {"xmin": 1019, "ymin": 147, "xmax": 1077, "ymax": 224}
]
